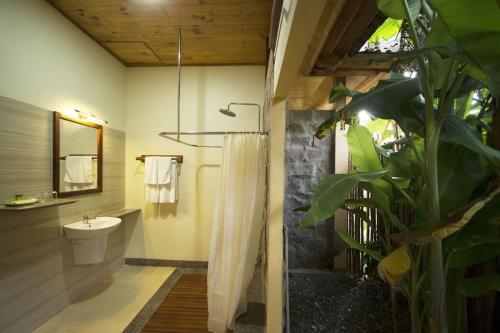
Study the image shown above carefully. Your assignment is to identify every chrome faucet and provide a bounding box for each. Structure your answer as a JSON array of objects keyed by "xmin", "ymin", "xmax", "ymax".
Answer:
[{"xmin": 83, "ymin": 215, "xmax": 96, "ymax": 224}]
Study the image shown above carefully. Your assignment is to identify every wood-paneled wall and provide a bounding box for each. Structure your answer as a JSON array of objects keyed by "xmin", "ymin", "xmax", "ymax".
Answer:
[{"xmin": 0, "ymin": 96, "xmax": 126, "ymax": 333}]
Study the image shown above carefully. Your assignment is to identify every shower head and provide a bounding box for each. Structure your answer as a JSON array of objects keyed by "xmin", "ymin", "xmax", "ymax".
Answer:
[
  {"xmin": 219, "ymin": 108, "xmax": 237, "ymax": 117},
  {"xmin": 218, "ymin": 103, "xmax": 262, "ymax": 131}
]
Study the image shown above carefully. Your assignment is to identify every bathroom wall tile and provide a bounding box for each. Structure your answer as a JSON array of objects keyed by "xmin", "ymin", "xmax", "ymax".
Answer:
[{"xmin": 0, "ymin": 96, "xmax": 127, "ymax": 333}]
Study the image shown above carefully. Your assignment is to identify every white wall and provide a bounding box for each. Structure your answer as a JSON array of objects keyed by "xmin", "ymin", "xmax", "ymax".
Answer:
[
  {"xmin": 0, "ymin": 0, "xmax": 125, "ymax": 130},
  {"xmin": 124, "ymin": 66, "xmax": 265, "ymax": 261}
]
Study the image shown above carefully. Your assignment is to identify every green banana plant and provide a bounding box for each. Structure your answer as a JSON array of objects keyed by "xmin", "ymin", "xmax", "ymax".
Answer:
[{"xmin": 297, "ymin": 0, "xmax": 500, "ymax": 332}]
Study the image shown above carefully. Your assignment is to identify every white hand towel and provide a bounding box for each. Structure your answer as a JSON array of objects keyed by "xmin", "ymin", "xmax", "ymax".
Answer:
[
  {"xmin": 144, "ymin": 157, "xmax": 158, "ymax": 184},
  {"xmin": 64, "ymin": 156, "xmax": 93, "ymax": 184},
  {"xmin": 145, "ymin": 185, "xmax": 159, "ymax": 203},
  {"xmin": 159, "ymin": 160, "xmax": 178, "ymax": 203},
  {"xmin": 157, "ymin": 157, "xmax": 172, "ymax": 184}
]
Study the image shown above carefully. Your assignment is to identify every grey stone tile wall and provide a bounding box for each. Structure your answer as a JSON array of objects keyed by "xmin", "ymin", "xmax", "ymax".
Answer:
[{"xmin": 285, "ymin": 110, "xmax": 334, "ymax": 270}]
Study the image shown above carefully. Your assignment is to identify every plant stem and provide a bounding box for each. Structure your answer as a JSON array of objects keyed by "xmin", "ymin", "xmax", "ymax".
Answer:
[
  {"xmin": 426, "ymin": 118, "xmax": 447, "ymax": 332},
  {"xmin": 400, "ymin": 0, "xmax": 447, "ymax": 331},
  {"xmin": 410, "ymin": 249, "xmax": 420, "ymax": 333},
  {"xmin": 391, "ymin": 287, "xmax": 400, "ymax": 333}
]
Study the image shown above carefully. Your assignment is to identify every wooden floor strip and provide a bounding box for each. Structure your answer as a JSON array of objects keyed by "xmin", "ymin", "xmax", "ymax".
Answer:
[{"xmin": 141, "ymin": 273, "xmax": 211, "ymax": 333}]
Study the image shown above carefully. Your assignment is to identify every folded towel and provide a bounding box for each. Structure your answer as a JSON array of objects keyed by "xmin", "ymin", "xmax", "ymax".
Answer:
[
  {"xmin": 144, "ymin": 157, "xmax": 178, "ymax": 203},
  {"xmin": 64, "ymin": 156, "xmax": 93, "ymax": 184},
  {"xmin": 159, "ymin": 160, "xmax": 178, "ymax": 203},
  {"xmin": 157, "ymin": 157, "xmax": 172, "ymax": 185},
  {"xmin": 144, "ymin": 157, "xmax": 158, "ymax": 184},
  {"xmin": 145, "ymin": 184, "xmax": 159, "ymax": 203}
]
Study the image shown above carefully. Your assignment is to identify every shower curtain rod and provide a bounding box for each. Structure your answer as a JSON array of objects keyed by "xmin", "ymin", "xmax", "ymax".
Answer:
[
  {"xmin": 158, "ymin": 29, "xmax": 267, "ymax": 148},
  {"xmin": 159, "ymin": 131, "xmax": 268, "ymax": 135},
  {"xmin": 158, "ymin": 131, "xmax": 268, "ymax": 148}
]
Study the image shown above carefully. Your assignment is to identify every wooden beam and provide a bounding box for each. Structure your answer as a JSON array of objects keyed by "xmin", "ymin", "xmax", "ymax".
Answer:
[
  {"xmin": 268, "ymin": 0, "xmax": 283, "ymax": 51},
  {"xmin": 336, "ymin": 53, "xmax": 394, "ymax": 70},
  {"xmin": 311, "ymin": 52, "xmax": 393, "ymax": 76},
  {"xmin": 299, "ymin": 0, "xmax": 347, "ymax": 76},
  {"xmin": 310, "ymin": 68, "xmax": 387, "ymax": 77},
  {"xmin": 312, "ymin": 0, "xmax": 383, "ymax": 75},
  {"xmin": 331, "ymin": 0, "xmax": 379, "ymax": 58},
  {"xmin": 320, "ymin": 0, "xmax": 364, "ymax": 57},
  {"xmin": 288, "ymin": 76, "xmax": 334, "ymax": 110},
  {"xmin": 273, "ymin": 0, "xmax": 327, "ymax": 97},
  {"xmin": 353, "ymin": 72, "xmax": 388, "ymax": 93}
]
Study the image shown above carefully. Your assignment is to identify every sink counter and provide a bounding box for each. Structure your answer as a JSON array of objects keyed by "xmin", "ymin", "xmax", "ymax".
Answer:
[{"xmin": 98, "ymin": 208, "xmax": 141, "ymax": 219}]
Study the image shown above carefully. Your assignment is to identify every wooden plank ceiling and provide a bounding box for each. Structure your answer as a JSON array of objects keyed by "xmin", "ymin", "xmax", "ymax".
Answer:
[{"xmin": 47, "ymin": 0, "xmax": 272, "ymax": 66}]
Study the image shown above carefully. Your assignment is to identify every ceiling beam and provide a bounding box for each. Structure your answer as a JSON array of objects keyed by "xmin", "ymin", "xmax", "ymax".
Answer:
[
  {"xmin": 311, "ymin": 68, "xmax": 390, "ymax": 77},
  {"xmin": 273, "ymin": 0, "xmax": 327, "ymax": 98},
  {"xmin": 353, "ymin": 72, "xmax": 388, "ymax": 92},
  {"xmin": 288, "ymin": 76, "xmax": 334, "ymax": 110},
  {"xmin": 320, "ymin": 0, "xmax": 365, "ymax": 57},
  {"xmin": 311, "ymin": 53, "xmax": 393, "ymax": 76},
  {"xmin": 299, "ymin": 0, "xmax": 347, "ymax": 76}
]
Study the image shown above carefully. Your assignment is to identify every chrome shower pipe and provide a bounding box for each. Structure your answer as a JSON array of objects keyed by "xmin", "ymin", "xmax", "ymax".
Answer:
[
  {"xmin": 222, "ymin": 103, "xmax": 262, "ymax": 132},
  {"xmin": 176, "ymin": 28, "xmax": 182, "ymax": 140}
]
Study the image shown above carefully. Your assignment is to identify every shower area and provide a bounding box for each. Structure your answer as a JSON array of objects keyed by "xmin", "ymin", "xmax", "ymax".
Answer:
[{"xmin": 132, "ymin": 29, "xmax": 269, "ymax": 333}]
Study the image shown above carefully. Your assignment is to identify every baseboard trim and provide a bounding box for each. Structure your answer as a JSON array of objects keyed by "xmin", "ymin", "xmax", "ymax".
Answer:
[{"xmin": 125, "ymin": 258, "xmax": 208, "ymax": 269}]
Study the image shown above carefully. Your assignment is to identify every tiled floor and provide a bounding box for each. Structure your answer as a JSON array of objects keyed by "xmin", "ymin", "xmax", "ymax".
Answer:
[{"xmin": 34, "ymin": 265, "xmax": 175, "ymax": 333}]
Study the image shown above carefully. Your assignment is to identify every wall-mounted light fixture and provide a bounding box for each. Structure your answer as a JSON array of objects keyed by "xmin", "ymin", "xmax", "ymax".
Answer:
[{"xmin": 61, "ymin": 108, "xmax": 108, "ymax": 125}]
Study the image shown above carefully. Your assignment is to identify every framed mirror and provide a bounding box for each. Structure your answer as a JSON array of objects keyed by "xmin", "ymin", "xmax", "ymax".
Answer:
[{"xmin": 53, "ymin": 112, "xmax": 103, "ymax": 197}]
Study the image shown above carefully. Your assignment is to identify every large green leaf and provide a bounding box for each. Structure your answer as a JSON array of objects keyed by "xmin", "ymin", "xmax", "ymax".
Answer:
[
  {"xmin": 445, "ymin": 192, "xmax": 500, "ymax": 252},
  {"xmin": 449, "ymin": 242, "xmax": 500, "ymax": 269},
  {"xmin": 429, "ymin": 0, "xmax": 500, "ymax": 96},
  {"xmin": 453, "ymin": 275, "xmax": 500, "ymax": 297},
  {"xmin": 378, "ymin": 0, "xmax": 422, "ymax": 22},
  {"xmin": 341, "ymin": 207, "xmax": 373, "ymax": 226},
  {"xmin": 344, "ymin": 198, "xmax": 379, "ymax": 208},
  {"xmin": 347, "ymin": 125, "xmax": 394, "ymax": 201},
  {"xmin": 347, "ymin": 125, "xmax": 384, "ymax": 172},
  {"xmin": 440, "ymin": 115, "xmax": 500, "ymax": 168},
  {"xmin": 367, "ymin": 182, "xmax": 409, "ymax": 232},
  {"xmin": 336, "ymin": 229, "xmax": 383, "ymax": 261},
  {"xmin": 350, "ymin": 78, "xmax": 422, "ymax": 121},
  {"xmin": 366, "ymin": 119, "xmax": 394, "ymax": 140},
  {"xmin": 425, "ymin": 16, "xmax": 457, "ymax": 49},
  {"xmin": 316, "ymin": 77, "xmax": 422, "ymax": 139},
  {"xmin": 329, "ymin": 83, "xmax": 358, "ymax": 104},
  {"xmin": 386, "ymin": 138, "xmax": 424, "ymax": 179},
  {"xmin": 299, "ymin": 171, "xmax": 387, "ymax": 228},
  {"xmin": 393, "ymin": 186, "xmax": 500, "ymax": 246},
  {"xmin": 438, "ymin": 143, "xmax": 484, "ymax": 216},
  {"xmin": 429, "ymin": 53, "xmax": 458, "ymax": 93},
  {"xmin": 315, "ymin": 111, "xmax": 342, "ymax": 139},
  {"xmin": 386, "ymin": 148, "xmax": 413, "ymax": 178},
  {"xmin": 368, "ymin": 18, "xmax": 403, "ymax": 44}
]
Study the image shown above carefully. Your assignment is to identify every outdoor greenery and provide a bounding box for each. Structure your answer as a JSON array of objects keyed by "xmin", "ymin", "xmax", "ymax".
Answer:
[
  {"xmin": 362, "ymin": 18, "xmax": 402, "ymax": 52},
  {"xmin": 298, "ymin": 0, "xmax": 500, "ymax": 332}
]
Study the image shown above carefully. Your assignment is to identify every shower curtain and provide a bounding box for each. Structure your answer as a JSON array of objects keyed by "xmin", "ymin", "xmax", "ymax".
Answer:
[{"xmin": 207, "ymin": 134, "xmax": 267, "ymax": 333}]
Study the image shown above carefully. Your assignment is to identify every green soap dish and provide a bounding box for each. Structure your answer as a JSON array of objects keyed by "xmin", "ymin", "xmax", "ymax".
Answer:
[{"xmin": 4, "ymin": 198, "xmax": 39, "ymax": 206}]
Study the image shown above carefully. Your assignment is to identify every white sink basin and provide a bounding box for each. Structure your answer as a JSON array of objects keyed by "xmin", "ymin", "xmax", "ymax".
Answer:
[
  {"xmin": 64, "ymin": 217, "xmax": 122, "ymax": 240},
  {"xmin": 64, "ymin": 217, "xmax": 122, "ymax": 265}
]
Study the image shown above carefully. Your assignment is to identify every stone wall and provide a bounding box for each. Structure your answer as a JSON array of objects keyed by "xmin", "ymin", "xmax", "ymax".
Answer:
[{"xmin": 285, "ymin": 110, "xmax": 334, "ymax": 270}]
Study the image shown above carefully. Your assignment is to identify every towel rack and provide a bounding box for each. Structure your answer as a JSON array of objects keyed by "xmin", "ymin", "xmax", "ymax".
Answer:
[
  {"xmin": 60, "ymin": 154, "xmax": 98, "ymax": 160},
  {"xmin": 135, "ymin": 155, "xmax": 183, "ymax": 164}
]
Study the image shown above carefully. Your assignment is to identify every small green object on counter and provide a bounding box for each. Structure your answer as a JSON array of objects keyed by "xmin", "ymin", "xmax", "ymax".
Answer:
[{"xmin": 4, "ymin": 198, "xmax": 39, "ymax": 206}]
